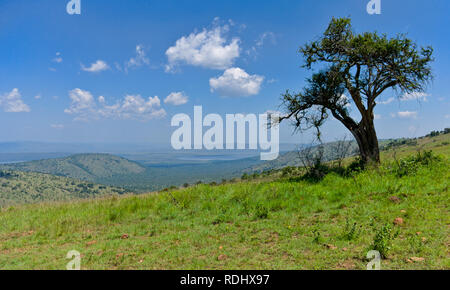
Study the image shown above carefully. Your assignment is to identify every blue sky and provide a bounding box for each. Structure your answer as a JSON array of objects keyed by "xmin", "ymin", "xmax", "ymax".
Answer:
[{"xmin": 0, "ymin": 0, "xmax": 449, "ymax": 145}]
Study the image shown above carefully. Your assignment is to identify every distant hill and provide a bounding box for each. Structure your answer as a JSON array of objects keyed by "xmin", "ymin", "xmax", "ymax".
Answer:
[
  {"xmin": 0, "ymin": 170, "xmax": 127, "ymax": 207},
  {"xmin": 0, "ymin": 153, "xmax": 262, "ymax": 192},
  {"xmin": 0, "ymin": 154, "xmax": 146, "ymax": 182}
]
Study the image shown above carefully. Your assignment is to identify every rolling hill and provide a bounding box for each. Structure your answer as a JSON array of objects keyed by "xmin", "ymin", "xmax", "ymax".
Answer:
[
  {"xmin": 0, "ymin": 154, "xmax": 146, "ymax": 182},
  {"xmin": 0, "ymin": 153, "xmax": 263, "ymax": 192},
  {"xmin": 0, "ymin": 170, "xmax": 128, "ymax": 207}
]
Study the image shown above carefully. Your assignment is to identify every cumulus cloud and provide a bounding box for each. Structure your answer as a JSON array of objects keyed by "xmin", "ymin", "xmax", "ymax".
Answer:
[
  {"xmin": 0, "ymin": 88, "xmax": 31, "ymax": 113},
  {"xmin": 165, "ymin": 25, "xmax": 240, "ymax": 71},
  {"xmin": 81, "ymin": 60, "xmax": 109, "ymax": 73},
  {"xmin": 209, "ymin": 67, "xmax": 264, "ymax": 97},
  {"xmin": 164, "ymin": 92, "xmax": 188, "ymax": 106},
  {"xmin": 400, "ymin": 92, "xmax": 429, "ymax": 102},
  {"xmin": 64, "ymin": 88, "xmax": 165, "ymax": 121},
  {"xmin": 397, "ymin": 111, "xmax": 418, "ymax": 119}
]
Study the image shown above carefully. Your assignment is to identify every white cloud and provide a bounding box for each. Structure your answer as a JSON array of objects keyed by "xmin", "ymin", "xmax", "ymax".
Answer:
[
  {"xmin": 64, "ymin": 88, "xmax": 166, "ymax": 121},
  {"xmin": 165, "ymin": 24, "xmax": 240, "ymax": 71},
  {"xmin": 338, "ymin": 94, "xmax": 351, "ymax": 108},
  {"xmin": 164, "ymin": 92, "xmax": 188, "ymax": 106},
  {"xmin": 209, "ymin": 67, "xmax": 264, "ymax": 97},
  {"xmin": 51, "ymin": 124, "xmax": 64, "ymax": 129},
  {"xmin": 397, "ymin": 111, "xmax": 418, "ymax": 119},
  {"xmin": 0, "ymin": 88, "xmax": 31, "ymax": 113},
  {"xmin": 125, "ymin": 45, "xmax": 150, "ymax": 72},
  {"xmin": 400, "ymin": 92, "xmax": 429, "ymax": 102},
  {"xmin": 247, "ymin": 32, "xmax": 276, "ymax": 57},
  {"xmin": 378, "ymin": 97, "xmax": 394, "ymax": 105},
  {"xmin": 255, "ymin": 32, "xmax": 276, "ymax": 47},
  {"xmin": 374, "ymin": 114, "xmax": 382, "ymax": 120},
  {"xmin": 34, "ymin": 94, "xmax": 42, "ymax": 100},
  {"xmin": 65, "ymin": 88, "xmax": 96, "ymax": 113},
  {"xmin": 445, "ymin": 114, "xmax": 450, "ymax": 119},
  {"xmin": 81, "ymin": 60, "xmax": 109, "ymax": 73},
  {"xmin": 114, "ymin": 45, "xmax": 151, "ymax": 73},
  {"xmin": 53, "ymin": 52, "xmax": 63, "ymax": 63}
]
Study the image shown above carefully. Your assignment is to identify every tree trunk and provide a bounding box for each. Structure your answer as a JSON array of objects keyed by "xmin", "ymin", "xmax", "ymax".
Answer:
[{"xmin": 351, "ymin": 122, "xmax": 380, "ymax": 165}]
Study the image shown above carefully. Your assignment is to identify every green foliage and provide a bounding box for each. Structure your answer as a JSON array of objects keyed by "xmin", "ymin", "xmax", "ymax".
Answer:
[
  {"xmin": 341, "ymin": 219, "xmax": 361, "ymax": 241},
  {"xmin": 0, "ymin": 135, "xmax": 448, "ymax": 269},
  {"xmin": 371, "ymin": 224, "xmax": 399, "ymax": 258},
  {"xmin": 253, "ymin": 203, "xmax": 269, "ymax": 220},
  {"xmin": 280, "ymin": 17, "xmax": 433, "ymax": 165},
  {"xmin": 0, "ymin": 170, "xmax": 124, "ymax": 207},
  {"xmin": 392, "ymin": 150, "xmax": 441, "ymax": 177},
  {"xmin": 345, "ymin": 158, "xmax": 365, "ymax": 176}
]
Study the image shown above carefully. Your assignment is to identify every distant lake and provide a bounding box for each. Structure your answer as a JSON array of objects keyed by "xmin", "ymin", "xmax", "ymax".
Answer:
[{"xmin": 0, "ymin": 160, "xmax": 25, "ymax": 164}]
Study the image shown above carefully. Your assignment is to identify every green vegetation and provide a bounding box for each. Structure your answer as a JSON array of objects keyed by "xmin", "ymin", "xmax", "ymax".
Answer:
[
  {"xmin": 0, "ymin": 170, "xmax": 127, "ymax": 207},
  {"xmin": 279, "ymin": 17, "xmax": 433, "ymax": 164},
  {"xmin": 0, "ymin": 135, "xmax": 448, "ymax": 269},
  {"xmin": 0, "ymin": 153, "xmax": 262, "ymax": 192},
  {"xmin": 0, "ymin": 153, "xmax": 146, "ymax": 181}
]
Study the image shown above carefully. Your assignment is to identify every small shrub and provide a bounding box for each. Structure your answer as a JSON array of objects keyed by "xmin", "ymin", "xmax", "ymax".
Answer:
[
  {"xmin": 312, "ymin": 228, "xmax": 322, "ymax": 244},
  {"xmin": 393, "ymin": 150, "xmax": 440, "ymax": 177},
  {"xmin": 345, "ymin": 158, "xmax": 365, "ymax": 176},
  {"xmin": 371, "ymin": 224, "xmax": 399, "ymax": 258},
  {"xmin": 253, "ymin": 204, "xmax": 269, "ymax": 220},
  {"xmin": 342, "ymin": 219, "xmax": 361, "ymax": 241},
  {"xmin": 303, "ymin": 163, "xmax": 330, "ymax": 181},
  {"xmin": 212, "ymin": 212, "xmax": 230, "ymax": 225}
]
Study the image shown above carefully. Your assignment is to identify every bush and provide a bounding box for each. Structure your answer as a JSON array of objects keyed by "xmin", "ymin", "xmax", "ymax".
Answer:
[
  {"xmin": 342, "ymin": 219, "xmax": 361, "ymax": 241},
  {"xmin": 345, "ymin": 158, "xmax": 365, "ymax": 176},
  {"xmin": 393, "ymin": 150, "xmax": 441, "ymax": 177},
  {"xmin": 303, "ymin": 163, "xmax": 330, "ymax": 181},
  {"xmin": 253, "ymin": 204, "xmax": 269, "ymax": 220},
  {"xmin": 371, "ymin": 224, "xmax": 398, "ymax": 258}
]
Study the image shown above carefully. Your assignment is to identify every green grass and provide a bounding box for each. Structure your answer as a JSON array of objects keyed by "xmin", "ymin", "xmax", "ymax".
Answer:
[{"xmin": 0, "ymin": 138, "xmax": 448, "ymax": 270}]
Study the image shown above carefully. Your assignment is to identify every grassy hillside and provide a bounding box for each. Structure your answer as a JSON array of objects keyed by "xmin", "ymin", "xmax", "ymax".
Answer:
[
  {"xmin": 0, "ymin": 170, "xmax": 127, "ymax": 207},
  {"xmin": 0, "ymin": 154, "xmax": 146, "ymax": 181},
  {"xmin": 0, "ymin": 135, "xmax": 448, "ymax": 269}
]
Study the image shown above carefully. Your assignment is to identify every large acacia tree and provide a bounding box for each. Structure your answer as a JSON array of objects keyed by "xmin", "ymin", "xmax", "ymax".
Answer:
[{"xmin": 280, "ymin": 18, "xmax": 433, "ymax": 165}]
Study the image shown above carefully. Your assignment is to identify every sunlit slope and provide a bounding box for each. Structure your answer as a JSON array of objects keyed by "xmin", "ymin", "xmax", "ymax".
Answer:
[
  {"xmin": 0, "ymin": 170, "xmax": 127, "ymax": 207},
  {"xmin": 0, "ymin": 135, "xmax": 448, "ymax": 270},
  {"xmin": 0, "ymin": 154, "xmax": 146, "ymax": 181}
]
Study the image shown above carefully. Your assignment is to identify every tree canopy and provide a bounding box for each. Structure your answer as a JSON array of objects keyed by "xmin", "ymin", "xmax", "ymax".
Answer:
[{"xmin": 280, "ymin": 17, "xmax": 433, "ymax": 164}]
